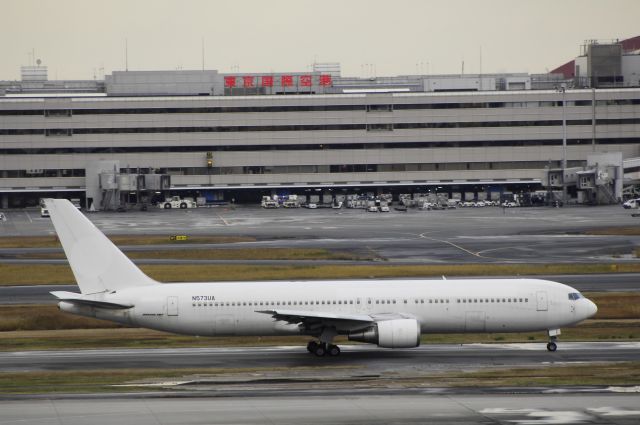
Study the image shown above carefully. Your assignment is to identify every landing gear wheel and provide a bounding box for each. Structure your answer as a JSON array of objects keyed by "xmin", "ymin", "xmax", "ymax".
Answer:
[
  {"xmin": 307, "ymin": 341, "xmax": 318, "ymax": 353},
  {"xmin": 328, "ymin": 344, "xmax": 341, "ymax": 357},
  {"xmin": 314, "ymin": 344, "xmax": 327, "ymax": 357},
  {"xmin": 547, "ymin": 342, "xmax": 557, "ymax": 352}
]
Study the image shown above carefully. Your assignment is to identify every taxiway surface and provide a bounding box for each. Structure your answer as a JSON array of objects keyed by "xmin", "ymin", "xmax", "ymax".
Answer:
[
  {"xmin": 1, "ymin": 393, "xmax": 639, "ymax": 425},
  {"xmin": 1, "ymin": 205, "xmax": 639, "ymax": 265}
]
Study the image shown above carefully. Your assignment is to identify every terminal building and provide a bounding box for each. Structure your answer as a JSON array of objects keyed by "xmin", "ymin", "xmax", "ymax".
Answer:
[{"xmin": 1, "ymin": 38, "xmax": 639, "ymax": 209}]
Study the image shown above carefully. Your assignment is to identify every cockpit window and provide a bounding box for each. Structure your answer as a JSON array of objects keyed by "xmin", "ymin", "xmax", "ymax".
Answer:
[{"xmin": 568, "ymin": 292, "xmax": 583, "ymax": 301}]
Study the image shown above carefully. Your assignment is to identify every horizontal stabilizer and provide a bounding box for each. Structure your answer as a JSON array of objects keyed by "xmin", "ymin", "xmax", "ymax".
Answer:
[{"xmin": 50, "ymin": 291, "xmax": 133, "ymax": 309}]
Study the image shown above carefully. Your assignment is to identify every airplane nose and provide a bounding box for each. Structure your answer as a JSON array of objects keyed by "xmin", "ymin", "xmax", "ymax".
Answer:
[{"xmin": 585, "ymin": 299, "xmax": 598, "ymax": 318}]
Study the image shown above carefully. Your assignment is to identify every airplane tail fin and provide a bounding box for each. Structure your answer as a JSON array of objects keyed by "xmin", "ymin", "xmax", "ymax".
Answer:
[{"xmin": 45, "ymin": 199, "xmax": 157, "ymax": 294}]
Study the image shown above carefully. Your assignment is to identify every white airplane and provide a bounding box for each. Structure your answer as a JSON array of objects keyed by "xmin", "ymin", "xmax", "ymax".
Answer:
[{"xmin": 46, "ymin": 199, "xmax": 597, "ymax": 356}]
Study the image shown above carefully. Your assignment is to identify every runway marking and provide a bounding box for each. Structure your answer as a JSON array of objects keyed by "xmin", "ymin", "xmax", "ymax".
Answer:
[
  {"xmin": 480, "ymin": 408, "xmax": 593, "ymax": 424},
  {"xmin": 24, "ymin": 211, "xmax": 32, "ymax": 223},
  {"xmin": 216, "ymin": 213, "xmax": 230, "ymax": 226},
  {"xmin": 589, "ymin": 407, "xmax": 640, "ymax": 416},
  {"xmin": 419, "ymin": 232, "xmax": 486, "ymax": 259}
]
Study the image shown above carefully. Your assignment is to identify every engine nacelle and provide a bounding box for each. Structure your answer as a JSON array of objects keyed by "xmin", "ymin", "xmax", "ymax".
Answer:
[{"xmin": 348, "ymin": 318, "xmax": 420, "ymax": 348}]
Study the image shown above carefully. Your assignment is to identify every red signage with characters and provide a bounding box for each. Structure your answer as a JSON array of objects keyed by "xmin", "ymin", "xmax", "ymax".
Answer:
[{"xmin": 225, "ymin": 74, "xmax": 333, "ymax": 89}]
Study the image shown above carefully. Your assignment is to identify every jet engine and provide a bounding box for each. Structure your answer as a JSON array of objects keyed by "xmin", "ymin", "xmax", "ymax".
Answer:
[{"xmin": 348, "ymin": 318, "xmax": 420, "ymax": 348}]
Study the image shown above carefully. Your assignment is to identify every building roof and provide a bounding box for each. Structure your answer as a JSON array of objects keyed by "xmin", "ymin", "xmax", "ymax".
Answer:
[{"xmin": 550, "ymin": 35, "xmax": 640, "ymax": 78}]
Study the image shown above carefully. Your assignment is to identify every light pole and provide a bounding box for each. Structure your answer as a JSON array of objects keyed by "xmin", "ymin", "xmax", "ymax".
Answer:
[{"xmin": 559, "ymin": 84, "xmax": 567, "ymax": 205}]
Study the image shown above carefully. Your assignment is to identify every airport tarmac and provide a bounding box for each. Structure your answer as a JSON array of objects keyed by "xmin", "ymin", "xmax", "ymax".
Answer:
[
  {"xmin": 0, "ymin": 205, "xmax": 639, "ymax": 265},
  {"xmin": 1, "ymin": 393, "xmax": 640, "ymax": 425}
]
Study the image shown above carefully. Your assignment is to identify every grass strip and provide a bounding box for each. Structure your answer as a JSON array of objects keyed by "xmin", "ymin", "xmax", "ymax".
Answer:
[
  {"xmin": 0, "ymin": 365, "xmax": 346, "ymax": 394},
  {"xmin": 0, "ymin": 320, "xmax": 638, "ymax": 351},
  {"xmin": 0, "ymin": 235, "xmax": 255, "ymax": 249},
  {"xmin": 16, "ymin": 248, "xmax": 370, "ymax": 261},
  {"xmin": 438, "ymin": 361, "xmax": 640, "ymax": 387},
  {"xmin": 1, "ymin": 361, "xmax": 639, "ymax": 394},
  {"xmin": 2, "ymin": 262, "xmax": 640, "ymax": 286},
  {"xmin": 585, "ymin": 226, "xmax": 640, "ymax": 236}
]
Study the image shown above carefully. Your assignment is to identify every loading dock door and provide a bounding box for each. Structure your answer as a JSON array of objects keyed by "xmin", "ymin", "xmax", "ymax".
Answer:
[
  {"xmin": 536, "ymin": 291, "xmax": 548, "ymax": 311},
  {"xmin": 167, "ymin": 296, "xmax": 179, "ymax": 316}
]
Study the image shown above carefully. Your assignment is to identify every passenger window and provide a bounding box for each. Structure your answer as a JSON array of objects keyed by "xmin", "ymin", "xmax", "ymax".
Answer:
[
  {"xmin": 392, "ymin": 300, "xmax": 396, "ymax": 304},
  {"xmin": 376, "ymin": 300, "xmax": 379, "ymax": 304},
  {"xmin": 420, "ymin": 299, "xmax": 424, "ymax": 304}
]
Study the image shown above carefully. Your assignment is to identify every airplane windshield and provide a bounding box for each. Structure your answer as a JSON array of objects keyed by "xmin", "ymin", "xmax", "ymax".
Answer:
[{"xmin": 568, "ymin": 292, "xmax": 583, "ymax": 301}]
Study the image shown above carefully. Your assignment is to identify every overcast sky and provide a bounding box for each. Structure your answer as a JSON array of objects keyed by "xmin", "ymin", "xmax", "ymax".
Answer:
[{"xmin": 2, "ymin": 0, "xmax": 639, "ymax": 81}]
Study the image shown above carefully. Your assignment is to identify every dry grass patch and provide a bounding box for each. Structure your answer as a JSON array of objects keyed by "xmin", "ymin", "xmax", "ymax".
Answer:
[
  {"xmin": 0, "ymin": 235, "xmax": 255, "ymax": 249},
  {"xmin": 0, "ymin": 365, "xmax": 346, "ymax": 394},
  {"xmin": 585, "ymin": 227, "xmax": 640, "ymax": 236},
  {"xmin": 18, "ymin": 248, "xmax": 368, "ymax": 261},
  {"xmin": 3, "ymin": 262, "xmax": 640, "ymax": 286},
  {"xmin": 447, "ymin": 361, "xmax": 640, "ymax": 386},
  {"xmin": 0, "ymin": 305, "xmax": 121, "ymax": 332},
  {"xmin": 1, "ymin": 319, "xmax": 638, "ymax": 351},
  {"xmin": 586, "ymin": 292, "xmax": 640, "ymax": 319}
]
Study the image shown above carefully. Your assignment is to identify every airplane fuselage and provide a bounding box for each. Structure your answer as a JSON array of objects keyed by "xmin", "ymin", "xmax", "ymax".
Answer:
[{"xmin": 61, "ymin": 278, "xmax": 594, "ymax": 338}]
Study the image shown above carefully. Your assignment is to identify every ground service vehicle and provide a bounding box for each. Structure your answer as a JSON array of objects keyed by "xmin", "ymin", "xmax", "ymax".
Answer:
[{"xmin": 160, "ymin": 196, "xmax": 197, "ymax": 209}]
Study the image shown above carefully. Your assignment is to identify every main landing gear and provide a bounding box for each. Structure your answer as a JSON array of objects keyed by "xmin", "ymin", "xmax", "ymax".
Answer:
[
  {"xmin": 307, "ymin": 340, "xmax": 341, "ymax": 357},
  {"xmin": 547, "ymin": 329, "xmax": 560, "ymax": 352}
]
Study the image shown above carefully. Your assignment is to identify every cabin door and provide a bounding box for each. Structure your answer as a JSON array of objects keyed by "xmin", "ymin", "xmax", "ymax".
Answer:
[
  {"xmin": 167, "ymin": 296, "xmax": 179, "ymax": 316},
  {"xmin": 536, "ymin": 291, "xmax": 548, "ymax": 311}
]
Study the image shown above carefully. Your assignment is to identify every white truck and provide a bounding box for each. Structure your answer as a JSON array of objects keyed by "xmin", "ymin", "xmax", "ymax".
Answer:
[
  {"xmin": 261, "ymin": 196, "xmax": 279, "ymax": 208},
  {"xmin": 622, "ymin": 198, "xmax": 640, "ymax": 209},
  {"xmin": 159, "ymin": 196, "xmax": 198, "ymax": 209}
]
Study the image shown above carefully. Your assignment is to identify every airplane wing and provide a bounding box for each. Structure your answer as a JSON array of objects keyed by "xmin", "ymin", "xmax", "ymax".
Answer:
[{"xmin": 256, "ymin": 309, "xmax": 375, "ymax": 333}]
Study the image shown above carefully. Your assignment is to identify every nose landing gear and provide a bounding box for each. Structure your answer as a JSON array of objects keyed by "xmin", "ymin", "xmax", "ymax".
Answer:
[{"xmin": 547, "ymin": 329, "xmax": 560, "ymax": 352}]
